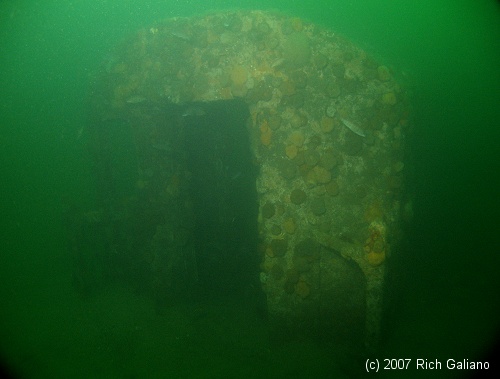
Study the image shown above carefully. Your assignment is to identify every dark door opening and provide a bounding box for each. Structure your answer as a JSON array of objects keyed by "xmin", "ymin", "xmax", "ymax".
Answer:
[
  {"xmin": 71, "ymin": 98, "xmax": 260, "ymax": 305},
  {"xmin": 180, "ymin": 99, "xmax": 259, "ymax": 299}
]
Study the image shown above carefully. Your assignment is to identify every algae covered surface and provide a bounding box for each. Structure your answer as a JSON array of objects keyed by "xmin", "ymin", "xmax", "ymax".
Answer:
[{"xmin": 1, "ymin": 1, "xmax": 499, "ymax": 378}]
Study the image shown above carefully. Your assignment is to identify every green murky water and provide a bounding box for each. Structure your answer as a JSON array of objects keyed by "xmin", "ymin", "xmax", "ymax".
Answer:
[{"xmin": 1, "ymin": 1, "xmax": 498, "ymax": 378}]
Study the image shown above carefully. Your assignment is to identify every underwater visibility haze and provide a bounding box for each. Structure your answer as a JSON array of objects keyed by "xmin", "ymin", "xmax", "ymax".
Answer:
[{"xmin": 1, "ymin": 1, "xmax": 499, "ymax": 378}]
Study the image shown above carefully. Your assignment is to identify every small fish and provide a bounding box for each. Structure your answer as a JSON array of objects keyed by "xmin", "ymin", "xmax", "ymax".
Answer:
[
  {"xmin": 171, "ymin": 30, "xmax": 190, "ymax": 41},
  {"xmin": 182, "ymin": 106, "xmax": 206, "ymax": 117},
  {"xmin": 126, "ymin": 95, "xmax": 147, "ymax": 104},
  {"xmin": 271, "ymin": 58, "xmax": 285, "ymax": 68},
  {"xmin": 341, "ymin": 118, "xmax": 366, "ymax": 137},
  {"xmin": 77, "ymin": 125, "xmax": 85, "ymax": 140},
  {"xmin": 151, "ymin": 143, "xmax": 171, "ymax": 152},
  {"xmin": 230, "ymin": 171, "xmax": 242, "ymax": 181}
]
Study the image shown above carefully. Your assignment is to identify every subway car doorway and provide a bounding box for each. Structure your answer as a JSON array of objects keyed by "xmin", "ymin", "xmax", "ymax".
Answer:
[{"xmin": 179, "ymin": 99, "xmax": 259, "ymax": 299}]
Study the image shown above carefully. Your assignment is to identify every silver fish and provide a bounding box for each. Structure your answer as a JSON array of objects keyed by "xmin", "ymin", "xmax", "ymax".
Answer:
[
  {"xmin": 182, "ymin": 106, "xmax": 206, "ymax": 117},
  {"xmin": 230, "ymin": 171, "xmax": 242, "ymax": 181},
  {"xmin": 151, "ymin": 143, "xmax": 171, "ymax": 152},
  {"xmin": 171, "ymin": 30, "xmax": 190, "ymax": 41},
  {"xmin": 126, "ymin": 95, "xmax": 147, "ymax": 104},
  {"xmin": 271, "ymin": 58, "xmax": 285, "ymax": 68},
  {"xmin": 341, "ymin": 118, "xmax": 366, "ymax": 137}
]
